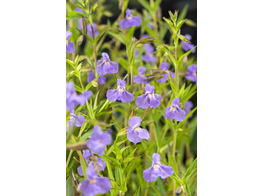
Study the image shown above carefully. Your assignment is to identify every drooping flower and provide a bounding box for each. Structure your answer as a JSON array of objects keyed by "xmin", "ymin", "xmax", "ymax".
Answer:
[
  {"xmin": 106, "ymin": 79, "xmax": 134, "ymax": 103},
  {"xmin": 143, "ymin": 153, "xmax": 174, "ymax": 183},
  {"xmin": 119, "ymin": 9, "xmax": 142, "ymax": 29},
  {"xmin": 68, "ymin": 112, "xmax": 85, "ymax": 128},
  {"xmin": 142, "ymin": 44, "xmax": 156, "ymax": 63},
  {"xmin": 164, "ymin": 97, "xmax": 186, "ymax": 122},
  {"xmin": 66, "ymin": 31, "xmax": 75, "ymax": 53},
  {"xmin": 96, "ymin": 53, "xmax": 118, "ymax": 76},
  {"xmin": 135, "ymin": 84, "xmax": 161, "ymax": 109},
  {"xmin": 186, "ymin": 65, "xmax": 197, "ymax": 84},
  {"xmin": 184, "ymin": 101, "xmax": 193, "ymax": 118},
  {"xmin": 86, "ymin": 125, "xmax": 112, "ymax": 155},
  {"xmin": 181, "ymin": 34, "xmax": 196, "ymax": 53},
  {"xmin": 157, "ymin": 62, "xmax": 175, "ymax": 83},
  {"xmin": 66, "ymin": 82, "xmax": 92, "ymax": 112},
  {"xmin": 87, "ymin": 70, "xmax": 106, "ymax": 85},
  {"xmin": 77, "ymin": 150, "xmax": 106, "ymax": 176},
  {"xmin": 127, "ymin": 116, "xmax": 150, "ymax": 144},
  {"xmin": 78, "ymin": 165, "xmax": 112, "ymax": 196},
  {"xmin": 133, "ymin": 67, "xmax": 147, "ymax": 84}
]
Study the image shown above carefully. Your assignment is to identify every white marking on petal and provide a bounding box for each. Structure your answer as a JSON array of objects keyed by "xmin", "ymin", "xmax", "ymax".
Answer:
[
  {"xmin": 118, "ymin": 88, "xmax": 124, "ymax": 92},
  {"xmin": 153, "ymin": 164, "xmax": 160, "ymax": 169},
  {"xmin": 148, "ymin": 93, "xmax": 155, "ymax": 99},
  {"xmin": 170, "ymin": 106, "xmax": 176, "ymax": 112},
  {"xmin": 90, "ymin": 179, "xmax": 96, "ymax": 184}
]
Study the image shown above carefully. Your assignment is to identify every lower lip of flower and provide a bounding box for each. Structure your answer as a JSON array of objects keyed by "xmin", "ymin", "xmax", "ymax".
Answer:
[
  {"xmin": 105, "ymin": 61, "xmax": 110, "ymax": 65},
  {"xmin": 118, "ymin": 88, "xmax": 124, "ymax": 92},
  {"xmin": 90, "ymin": 179, "xmax": 96, "ymax": 184},
  {"xmin": 171, "ymin": 106, "xmax": 176, "ymax": 112},
  {"xmin": 153, "ymin": 164, "xmax": 160, "ymax": 168}
]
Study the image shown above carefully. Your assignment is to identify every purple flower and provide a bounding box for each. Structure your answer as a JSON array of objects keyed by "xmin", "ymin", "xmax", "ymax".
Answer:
[
  {"xmin": 135, "ymin": 84, "xmax": 161, "ymax": 109},
  {"xmin": 68, "ymin": 112, "xmax": 85, "ymax": 128},
  {"xmin": 87, "ymin": 24, "xmax": 99, "ymax": 38},
  {"xmin": 106, "ymin": 79, "xmax": 134, "ymax": 103},
  {"xmin": 157, "ymin": 62, "xmax": 175, "ymax": 83},
  {"xmin": 186, "ymin": 65, "xmax": 197, "ymax": 84},
  {"xmin": 87, "ymin": 125, "xmax": 112, "ymax": 155},
  {"xmin": 147, "ymin": 22, "xmax": 154, "ymax": 29},
  {"xmin": 77, "ymin": 150, "xmax": 106, "ymax": 176},
  {"xmin": 127, "ymin": 116, "xmax": 150, "ymax": 144},
  {"xmin": 143, "ymin": 153, "xmax": 174, "ymax": 183},
  {"xmin": 96, "ymin": 53, "xmax": 118, "ymax": 76},
  {"xmin": 135, "ymin": 50, "xmax": 139, "ymax": 58},
  {"xmin": 107, "ymin": 128, "xmax": 113, "ymax": 134},
  {"xmin": 181, "ymin": 34, "xmax": 196, "ymax": 53},
  {"xmin": 142, "ymin": 44, "xmax": 156, "ymax": 63},
  {"xmin": 164, "ymin": 97, "xmax": 186, "ymax": 122},
  {"xmin": 119, "ymin": 9, "xmax": 142, "ymax": 29},
  {"xmin": 133, "ymin": 67, "xmax": 147, "ymax": 84},
  {"xmin": 66, "ymin": 31, "xmax": 75, "ymax": 53},
  {"xmin": 87, "ymin": 70, "xmax": 106, "ymax": 85},
  {"xmin": 79, "ymin": 165, "xmax": 112, "ymax": 196},
  {"xmin": 75, "ymin": 7, "xmax": 84, "ymax": 12},
  {"xmin": 66, "ymin": 82, "xmax": 92, "ymax": 112},
  {"xmin": 184, "ymin": 101, "xmax": 193, "ymax": 118}
]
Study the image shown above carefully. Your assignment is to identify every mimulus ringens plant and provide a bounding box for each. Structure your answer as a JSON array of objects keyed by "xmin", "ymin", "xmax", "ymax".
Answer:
[{"xmin": 66, "ymin": 2, "xmax": 197, "ymax": 195}]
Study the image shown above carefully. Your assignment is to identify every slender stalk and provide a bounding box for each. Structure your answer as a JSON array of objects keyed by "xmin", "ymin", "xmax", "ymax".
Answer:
[
  {"xmin": 66, "ymin": 150, "xmax": 73, "ymax": 167},
  {"xmin": 78, "ymin": 76, "xmax": 84, "ymax": 90},
  {"xmin": 91, "ymin": 25, "xmax": 97, "ymax": 67}
]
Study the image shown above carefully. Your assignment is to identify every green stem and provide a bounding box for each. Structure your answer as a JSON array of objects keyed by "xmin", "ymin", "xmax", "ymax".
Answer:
[{"xmin": 66, "ymin": 150, "xmax": 73, "ymax": 168}]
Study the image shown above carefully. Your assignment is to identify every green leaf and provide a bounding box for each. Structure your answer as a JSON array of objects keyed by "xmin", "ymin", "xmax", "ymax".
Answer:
[
  {"xmin": 106, "ymin": 140, "xmax": 127, "ymax": 156},
  {"xmin": 134, "ymin": 187, "xmax": 141, "ymax": 196},
  {"xmin": 184, "ymin": 158, "xmax": 197, "ymax": 181},
  {"xmin": 178, "ymin": 46, "xmax": 197, "ymax": 64},
  {"xmin": 102, "ymin": 155, "xmax": 122, "ymax": 168},
  {"xmin": 119, "ymin": 58, "xmax": 129, "ymax": 71},
  {"xmin": 66, "ymin": 172, "xmax": 75, "ymax": 196},
  {"xmin": 177, "ymin": 3, "xmax": 189, "ymax": 22},
  {"xmin": 153, "ymin": 0, "xmax": 162, "ymax": 12},
  {"xmin": 114, "ymin": 142, "xmax": 123, "ymax": 161},
  {"xmin": 185, "ymin": 19, "xmax": 197, "ymax": 27},
  {"xmin": 66, "ymin": 59, "xmax": 76, "ymax": 69},
  {"xmin": 66, "ymin": 11, "xmax": 90, "ymax": 19},
  {"xmin": 138, "ymin": 0, "xmax": 152, "ymax": 12},
  {"xmin": 74, "ymin": 85, "xmax": 83, "ymax": 93},
  {"xmin": 176, "ymin": 19, "xmax": 187, "ymax": 31}
]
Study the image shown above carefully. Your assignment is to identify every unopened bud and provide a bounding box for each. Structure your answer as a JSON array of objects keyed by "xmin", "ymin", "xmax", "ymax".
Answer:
[
  {"xmin": 178, "ymin": 34, "xmax": 191, "ymax": 43},
  {"xmin": 118, "ymin": 0, "xmax": 123, "ymax": 10},
  {"xmin": 81, "ymin": 17, "xmax": 87, "ymax": 35},
  {"xmin": 182, "ymin": 55, "xmax": 188, "ymax": 68},
  {"xmin": 157, "ymin": 7, "xmax": 162, "ymax": 20},
  {"xmin": 175, "ymin": 186, "xmax": 182, "ymax": 195},
  {"xmin": 77, "ymin": 35, "xmax": 84, "ymax": 46},
  {"xmin": 137, "ymin": 36, "xmax": 155, "ymax": 45}
]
